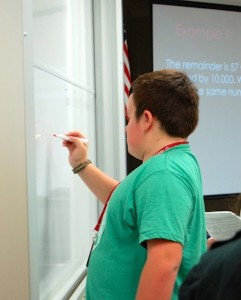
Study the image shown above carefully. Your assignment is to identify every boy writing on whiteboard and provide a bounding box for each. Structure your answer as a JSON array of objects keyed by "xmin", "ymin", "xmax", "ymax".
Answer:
[{"xmin": 62, "ymin": 69, "xmax": 207, "ymax": 300}]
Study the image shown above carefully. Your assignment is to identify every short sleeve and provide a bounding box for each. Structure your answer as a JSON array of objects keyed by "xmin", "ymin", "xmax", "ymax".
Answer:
[{"xmin": 135, "ymin": 170, "xmax": 193, "ymax": 247}]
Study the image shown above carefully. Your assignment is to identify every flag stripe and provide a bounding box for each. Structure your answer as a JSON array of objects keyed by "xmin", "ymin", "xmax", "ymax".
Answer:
[
  {"xmin": 123, "ymin": 30, "xmax": 132, "ymax": 107},
  {"xmin": 124, "ymin": 64, "xmax": 131, "ymax": 87}
]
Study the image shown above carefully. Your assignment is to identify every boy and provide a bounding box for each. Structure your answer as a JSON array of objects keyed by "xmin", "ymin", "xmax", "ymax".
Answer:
[{"xmin": 63, "ymin": 69, "xmax": 207, "ymax": 299}]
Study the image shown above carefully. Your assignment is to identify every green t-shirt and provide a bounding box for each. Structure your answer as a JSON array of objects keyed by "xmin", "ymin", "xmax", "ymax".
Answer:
[{"xmin": 86, "ymin": 144, "xmax": 206, "ymax": 300}]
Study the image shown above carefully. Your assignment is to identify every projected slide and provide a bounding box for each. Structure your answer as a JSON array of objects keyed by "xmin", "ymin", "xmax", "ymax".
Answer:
[{"xmin": 153, "ymin": 3, "xmax": 241, "ymax": 195}]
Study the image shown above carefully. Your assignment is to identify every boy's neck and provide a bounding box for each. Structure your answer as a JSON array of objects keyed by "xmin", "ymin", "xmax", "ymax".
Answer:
[{"xmin": 143, "ymin": 136, "xmax": 187, "ymax": 161}]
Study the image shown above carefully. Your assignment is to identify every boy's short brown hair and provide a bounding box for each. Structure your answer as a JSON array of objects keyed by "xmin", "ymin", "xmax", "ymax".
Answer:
[{"xmin": 131, "ymin": 69, "xmax": 199, "ymax": 138}]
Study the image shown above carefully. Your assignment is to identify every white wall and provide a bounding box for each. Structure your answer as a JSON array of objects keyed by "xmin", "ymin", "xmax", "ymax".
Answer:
[{"xmin": 0, "ymin": 0, "xmax": 30, "ymax": 299}]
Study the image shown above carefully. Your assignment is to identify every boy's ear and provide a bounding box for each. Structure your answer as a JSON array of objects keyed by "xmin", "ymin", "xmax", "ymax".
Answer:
[{"xmin": 143, "ymin": 110, "xmax": 154, "ymax": 130}]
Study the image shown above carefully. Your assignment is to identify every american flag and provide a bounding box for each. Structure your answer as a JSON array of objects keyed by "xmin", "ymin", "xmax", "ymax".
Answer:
[{"xmin": 123, "ymin": 28, "xmax": 132, "ymax": 109}]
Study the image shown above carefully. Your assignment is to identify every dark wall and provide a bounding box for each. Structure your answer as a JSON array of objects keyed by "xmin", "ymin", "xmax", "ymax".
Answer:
[
  {"xmin": 123, "ymin": 0, "xmax": 153, "ymax": 173},
  {"xmin": 123, "ymin": 0, "xmax": 241, "ymax": 211},
  {"xmin": 123, "ymin": 0, "xmax": 153, "ymax": 78}
]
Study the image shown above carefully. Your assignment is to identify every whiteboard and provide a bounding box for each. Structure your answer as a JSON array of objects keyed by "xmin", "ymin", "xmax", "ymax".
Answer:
[{"xmin": 32, "ymin": 0, "xmax": 97, "ymax": 298}]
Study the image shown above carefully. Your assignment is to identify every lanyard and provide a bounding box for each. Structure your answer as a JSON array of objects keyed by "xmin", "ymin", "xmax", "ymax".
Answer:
[
  {"xmin": 94, "ymin": 184, "xmax": 118, "ymax": 232},
  {"xmin": 86, "ymin": 184, "xmax": 118, "ymax": 267},
  {"xmin": 154, "ymin": 141, "xmax": 189, "ymax": 156}
]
